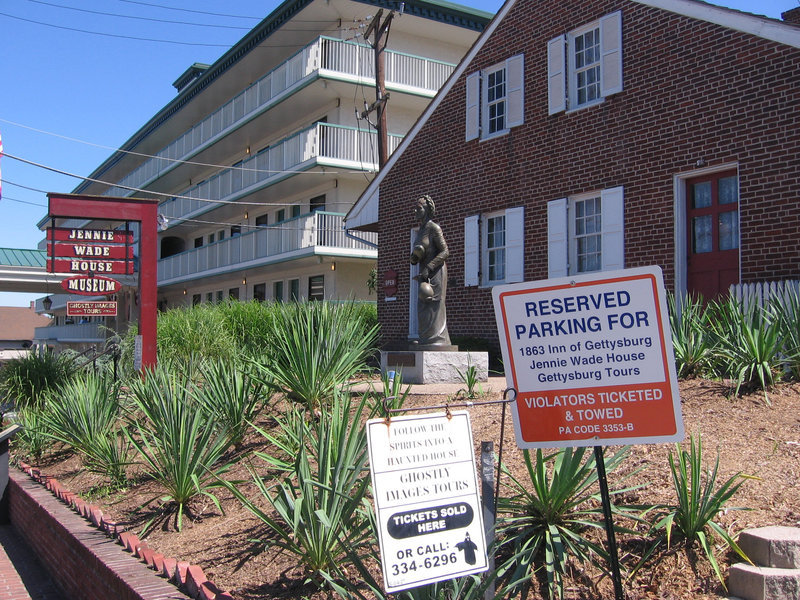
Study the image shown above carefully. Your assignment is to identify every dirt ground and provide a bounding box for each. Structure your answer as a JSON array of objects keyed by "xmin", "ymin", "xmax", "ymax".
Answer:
[{"xmin": 21, "ymin": 378, "xmax": 800, "ymax": 600}]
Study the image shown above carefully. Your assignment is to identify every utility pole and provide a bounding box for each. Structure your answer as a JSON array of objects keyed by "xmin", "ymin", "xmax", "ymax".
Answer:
[{"xmin": 361, "ymin": 8, "xmax": 395, "ymax": 168}]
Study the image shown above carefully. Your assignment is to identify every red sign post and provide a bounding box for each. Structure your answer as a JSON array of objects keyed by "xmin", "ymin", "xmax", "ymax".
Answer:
[{"xmin": 47, "ymin": 193, "xmax": 159, "ymax": 370}]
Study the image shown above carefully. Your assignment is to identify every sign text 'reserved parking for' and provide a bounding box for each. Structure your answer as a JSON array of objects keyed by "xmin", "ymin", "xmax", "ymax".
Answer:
[
  {"xmin": 492, "ymin": 266, "xmax": 683, "ymax": 448},
  {"xmin": 367, "ymin": 411, "xmax": 488, "ymax": 592}
]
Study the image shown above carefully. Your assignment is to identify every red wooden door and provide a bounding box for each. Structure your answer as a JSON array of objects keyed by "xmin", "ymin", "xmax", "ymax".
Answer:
[{"xmin": 686, "ymin": 171, "xmax": 739, "ymax": 301}]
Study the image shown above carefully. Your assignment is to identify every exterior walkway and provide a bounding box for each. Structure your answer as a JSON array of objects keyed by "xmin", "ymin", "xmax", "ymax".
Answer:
[{"xmin": 0, "ymin": 525, "xmax": 66, "ymax": 600}]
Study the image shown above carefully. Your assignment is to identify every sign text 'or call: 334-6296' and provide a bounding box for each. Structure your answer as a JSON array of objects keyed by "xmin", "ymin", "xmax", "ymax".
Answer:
[
  {"xmin": 367, "ymin": 411, "xmax": 488, "ymax": 592},
  {"xmin": 492, "ymin": 266, "xmax": 684, "ymax": 449}
]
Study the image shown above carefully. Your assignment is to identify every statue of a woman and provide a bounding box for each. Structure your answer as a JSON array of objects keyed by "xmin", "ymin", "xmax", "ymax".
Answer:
[{"xmin": 410, "ymin": 195, "xmax": 451, "ymax": 346}]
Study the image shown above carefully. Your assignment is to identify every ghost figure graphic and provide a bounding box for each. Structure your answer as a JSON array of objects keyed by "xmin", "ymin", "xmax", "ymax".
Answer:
[{"xmin": 456, "ymin": 532, "xmax": 478, "ymax": 565}]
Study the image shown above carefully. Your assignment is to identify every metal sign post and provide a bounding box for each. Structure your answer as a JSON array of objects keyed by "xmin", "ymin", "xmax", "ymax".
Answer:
[{"xmin": 492, "ymin": 266, "xmax": 685, "ymax": 600}]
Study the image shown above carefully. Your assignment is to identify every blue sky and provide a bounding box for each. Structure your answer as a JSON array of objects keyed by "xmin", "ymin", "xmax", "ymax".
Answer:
[{"xmin": 0, "ymin": 0, "xmax": 796, "ymax": 307}]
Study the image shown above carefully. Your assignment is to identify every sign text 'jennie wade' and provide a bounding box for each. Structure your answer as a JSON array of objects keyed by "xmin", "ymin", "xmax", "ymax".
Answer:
[{"xmin": 492, "ymin": 266, "xmax": 683, "ymax": 449}]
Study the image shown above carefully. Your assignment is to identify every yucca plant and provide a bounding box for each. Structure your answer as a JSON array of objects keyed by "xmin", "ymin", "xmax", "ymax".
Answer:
[
  {"xmin": 636, "ymin": 435, "xmax": 751, "ymax": 589},
  {"xmin": 496, "ymin": 446, "xmax": 640, "ymax": 600},
  {"xmin": 40, "ymin": 373, "xmax": 129, "ymax": 487},
  {"xmin": 192, "ymin": 360, "xmax": 269, "ymax": 447},
  {"xmin": 667, "ymin": 292, "xmax": 714, "ymax": 379},
  {"xmin": 12, "ymin": 404, "xmax": 52, "ymax": 463},
  {"xmin": 256, "ymin": 301, "xmax": 378, "ymax": 409},
  {"xmin": 707, "ymin": 296, "xmax": 784, "ymax": 400},
  {"xmin": 221, "ymin": 390, "xmax": 377, "ymax": 589},
  {"xmin": 126, "ymin": 365, "xmax": 236, "ymax": 531},
  {"xmin": 770, "ymin": 285, "xmax": 800, "ymax": 379},
  {"xmin": 0, "ymin": 349, "xmax": 79, "ymax": 409}
]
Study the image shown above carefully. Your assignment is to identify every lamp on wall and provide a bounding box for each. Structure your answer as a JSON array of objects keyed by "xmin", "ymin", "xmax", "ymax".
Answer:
[
  {"xmin": 42, "ymin": 295, "xmax": 53, "ymax": 311},
  {"xmin": 244, "ymin": 211, "xmax": 249, "ymax": 220},
  {"xmin": 331, "ymin": 262, "xmax": 336, "ymax": 271},
  {"xmin": 183, "ymin": 289, "xmax": 187, "ymax": 295},
  {"xmin": 242, "ymin": 277, "xmax": 247, "ymax": 285}
]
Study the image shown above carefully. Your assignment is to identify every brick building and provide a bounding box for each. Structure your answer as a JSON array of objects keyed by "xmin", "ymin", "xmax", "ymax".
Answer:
[{"xmin": 346, "ymin": 0, "xmax": 800, "ymax": 352}]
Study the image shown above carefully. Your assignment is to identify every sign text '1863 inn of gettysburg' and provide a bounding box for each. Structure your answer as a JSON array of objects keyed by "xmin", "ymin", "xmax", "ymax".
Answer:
[
  {"xmin": 492, "ymin": 266, "xmax": 684, "ymax": 449},
  {"xmin": 47, "ymin": 227, "xmax": 135, "ymax": 276},
  {"xmin": 367, "ymin": 411, "xmax": 488, "ymax": 593}
]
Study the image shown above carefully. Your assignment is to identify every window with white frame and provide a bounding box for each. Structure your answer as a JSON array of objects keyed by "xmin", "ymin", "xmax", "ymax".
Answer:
[
  {"xmin": 548, "ymin": 11, "xmax": 623, "ymax": 115},
  {"xmin": 464, "ymin": 207, "xmax": 524, "ymax": 286},
  {"xmin": 466, "ymin": 55, "xmax": 524, "ymax": 141},
  {"xmin": 547, "ymin": 186, "xmax": 624, "ymax": 278}
]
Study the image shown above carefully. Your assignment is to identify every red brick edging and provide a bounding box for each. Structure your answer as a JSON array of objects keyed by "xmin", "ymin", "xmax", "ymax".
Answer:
[{"xmin": 11, "ymin": 464, "xmax": 233, "ymax": 600}]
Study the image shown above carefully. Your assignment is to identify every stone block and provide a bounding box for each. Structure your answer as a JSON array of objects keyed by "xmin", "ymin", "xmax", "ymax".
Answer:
[
  {"xmin": 729, "ymin": 563, "xmax": 800, "ymax": 600},
  {"xmin": 740, "ymin": 527, "xmax": 800, "ymax": 569},
  {"xmin": 381, "ymin": 350, "xmax": 488, "ymax": 384}
]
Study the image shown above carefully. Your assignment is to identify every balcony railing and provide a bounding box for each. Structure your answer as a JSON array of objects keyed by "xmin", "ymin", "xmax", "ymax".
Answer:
[
  {"xmin": 106, "ymin": 36, "xmax": 453, "ymax": 198},
  {"xmin": 157, "ymin": 211, "xmax": 377, "ymax": 284},
  {"xmin": 35, "ymin": 323, "xmax": 105, "ymax": 342},
  {"xmin": 158, "ymin": 123, "xmax": 400, "ymax": 224}
]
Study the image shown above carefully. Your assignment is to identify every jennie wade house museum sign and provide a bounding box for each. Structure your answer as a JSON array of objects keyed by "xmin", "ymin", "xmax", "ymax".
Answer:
[{"xmin": 492, "ymin": 266, "xmax": 683, "ymax": 449}]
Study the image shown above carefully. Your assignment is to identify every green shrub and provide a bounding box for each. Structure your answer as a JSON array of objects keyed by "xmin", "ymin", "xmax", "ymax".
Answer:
[
  {"xmin": 126, "ymin": 365, "xmax": 236, "ymax": 531},
  {"xmin": 496, "ymin": 446, "xmax": 640, "ymax": 600},
  {"xmin": 707, "ymin": 296, "xmax": 784, "ymax": 399},
  {"xmin": 771, "ymin": 285, "xmax": 800, "ymax": 379},
  {"xmin": 216, "ymin": 299, "xmax": 278, "ymax": 359},
  {"xmin": 222, "ymin": 391, "xmax": 376, "ymax": 590},
  {"xmin": 636, "ymin": 435, "xmax": 751, "ymax": 589},
  {"xmin": 157, "ymin": 304, "xmax": 238, "ymax": 367},
  {"xmin": 192, "ymin": 360, "xmax": 270, "ymax": 447},
  {"xmin": 41, "ymin": 373, "xmax": 129, "ymax": 488},
  {"xmin": 667, "ymin": 292, "xmax": 714, "ymax": 379},
  {"xmin": 255, "ymin": 301, "xmax": 378, "ymax": 409},
  {"xmin": 12, "ymin": 405, "xmax": 52, "ymax": 463},
  {"xmin": 0, "ymin": 349, "xmax": 79, "ymax": 409}
]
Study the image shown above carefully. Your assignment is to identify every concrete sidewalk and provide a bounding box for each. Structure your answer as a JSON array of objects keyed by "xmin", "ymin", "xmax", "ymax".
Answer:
[{"xmin": 0, "ymin": 525, "xmax": 66, "ymax": 600}]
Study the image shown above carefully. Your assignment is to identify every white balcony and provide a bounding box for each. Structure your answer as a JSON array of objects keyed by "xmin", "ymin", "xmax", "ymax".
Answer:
[
  {"xmin": 157, "ymin": 211, "xmax": 377, "ymax": 285},
  {"xmin": 155, "ymin": 123, "xmax": 400, "ymax": 225},
  {"xmin": 106, "ymin": 37, "xmax": 453, "ymax": 198}
]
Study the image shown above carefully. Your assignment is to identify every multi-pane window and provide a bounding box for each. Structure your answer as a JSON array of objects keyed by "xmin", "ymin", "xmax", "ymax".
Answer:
[
  {"xmin": 289, "ymin": 278, "xmax": 300, "ymax": 301},
  {"xmin": 253, "ymin": 283, "xmax": 266, "ymax": 302},
  {"xmin": 486, "ymin": 67, "xmax": 507, "ymax": 135},
  {"xmin": 573, "ymin": 28, "xmax": 600, "ymax": 106},
  {"xmin": 573, "ymin": 196, "xmax": 602, "ymax": 273},
  {"xmin": 486, "ymin": 214, "xmax": 506, "ymax": 282},
  {"xmin": 308, "ymin": 275, "xmax": 324, "ymax": 301},
  {"xmin": 273, "ymin": 280, "xmax": 284, "ymax": 302},
  {"xmin": 690, "ymin": 173, "xmax": 739, "ymax": 254}
]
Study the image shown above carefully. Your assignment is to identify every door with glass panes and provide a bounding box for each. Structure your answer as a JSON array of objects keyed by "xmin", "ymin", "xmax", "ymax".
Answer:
[{"xmin": 686, "ymin": 171, "xmax": 739, "ymax": 301}]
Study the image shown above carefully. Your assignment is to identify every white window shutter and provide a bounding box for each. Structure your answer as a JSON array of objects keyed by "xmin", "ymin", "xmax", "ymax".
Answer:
[
  {"xmin": 547, "ymin": 198, "xmax": 568, "ymax": 278},
  {"xmin": 506, "ymin": 54, "xmax": 525, "ymax": 128},
  {"xmin": 601, "ymin": 186, "xmax": 624, "ymax": 271},
  {"xmin": 465, "ymin": 72, "xmax": 480, "ymax": 141},
  {"xmin": 464, "ymin": 215, "xmax": 479, "ymax": 286},
  {"xmin": 600, "ymin": 11, "xmax": 623, "ymax": 97},
  {"xmin": 547, "ymin": 36, "xmax": 566, "ymax": 115},
  {"xmin": 505, "ymin": 206, "xmax": 525, "ymax": 283}
]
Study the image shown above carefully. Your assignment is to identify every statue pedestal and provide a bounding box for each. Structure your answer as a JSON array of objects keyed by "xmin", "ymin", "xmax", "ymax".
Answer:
[{"xmin": 380, "ymin": 349, "xmax": 489, "ymax": 385}]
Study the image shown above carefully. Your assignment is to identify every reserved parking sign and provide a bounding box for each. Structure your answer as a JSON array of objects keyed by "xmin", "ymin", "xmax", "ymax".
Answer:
[{"xmin": 492, "ymin": 266, "xmax": 684, "ymax": 448}]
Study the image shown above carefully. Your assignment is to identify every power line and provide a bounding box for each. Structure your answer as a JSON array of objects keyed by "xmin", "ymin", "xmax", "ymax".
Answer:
[
  {"xmin": 0, "ymin": 118, "xmax": 358, "ymax": 177},
  {"xmin": 0, "ymin": 11, "xmax": 232, "ymax": 46},
  {"xmin": 114, "ymin": 0, "xmax": 263, "ymax": 20},
  {"xmin": 26, "ymin": 0, "xmax": 252, "ymax": 30}
]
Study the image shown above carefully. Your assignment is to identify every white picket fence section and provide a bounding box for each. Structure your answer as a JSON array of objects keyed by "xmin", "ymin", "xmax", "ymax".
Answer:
[{"xmin": 729, "ymin": 280, "xmax": 800, "ymax": 310}]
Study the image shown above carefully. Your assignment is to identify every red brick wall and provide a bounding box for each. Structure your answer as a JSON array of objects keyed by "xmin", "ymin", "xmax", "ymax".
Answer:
[
  {"xmin": 376, "ymin": 0, "xmax": 800, "ymax": 349},
  {"xmin": 8, "ymin": 470, "xmax": 192, "ymax": 600}
]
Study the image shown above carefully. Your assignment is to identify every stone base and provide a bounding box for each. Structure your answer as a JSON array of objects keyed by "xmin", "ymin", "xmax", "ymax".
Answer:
[{"xmin": 380, "ymin": 350, "xmax": 489, "ymax": 384}]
